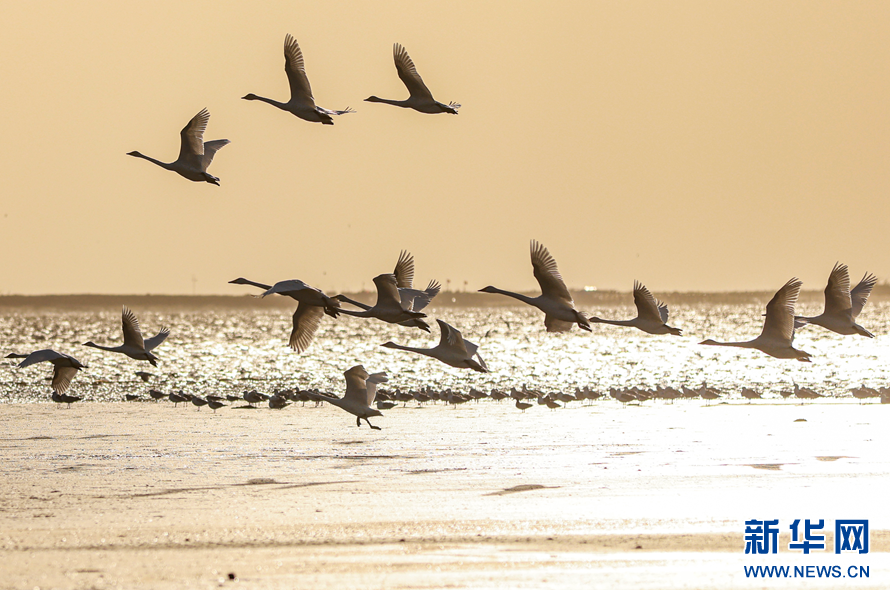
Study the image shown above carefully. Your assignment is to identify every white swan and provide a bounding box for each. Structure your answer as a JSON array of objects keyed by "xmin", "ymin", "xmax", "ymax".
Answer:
[
  {"xmin": 700, "ymin": 278, "xmax": 812, "ymax": 361},
  {"xmin": 303, "ymin": 366, "xmax": 389, "ymax": 429},
  {"xmin": 795, "ymin": 263, "xmax": 876, "ymax": 337},
  {"xmin": 479, "ymin": 241, "xmax": 591, "ymax": 332},
  {"xmin": 336, "ymin": 274, "xmax": 428, "ymax": 325},
  {"xmin": 6, "ymin": 349, "xmax": 87, "ymax": 395},
  {"xmin": 229, "ymin": 277, "xmax": 340, "ymax": 353},
  {"xmin": 590, "ymin": 281, "xmax": 682, "ymax": 335},
  {"xmin": 382, "ymin": 319, "xmax": 489, "ymax": 373},
  {"xmin": 127, "ymin": 108, "xmax": 229, "ymax": 185},
  {"xmin": 391, "ymin": 250, "xmax": 442, "ymax": 312},
  {"xmin": 335, "ymin": 251, "xmax": 438, "ymax": 332},
  {"xmin": 365, "ymin": 43, "xmax": 460, "ymax": 114},
  {"xmin": 83, "ymin": 307, "xmax": 170, "ymax": 366},
  {"xmin": 242, "ymin": 34, "xmax": 354, "ymax": 125}
]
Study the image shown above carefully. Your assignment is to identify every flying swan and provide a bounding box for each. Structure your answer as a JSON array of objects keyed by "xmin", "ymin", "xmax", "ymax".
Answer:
[
  {"xmin": 242, "ymin": 34, "xmax": 354, "ymax": 124},
  {"xmin": 127, "ymin": 108, "xmax": 229, "ymax": 185},
  {"xmin": 365, "ymin": 43, "xmax": 460, "ymax": 114}
]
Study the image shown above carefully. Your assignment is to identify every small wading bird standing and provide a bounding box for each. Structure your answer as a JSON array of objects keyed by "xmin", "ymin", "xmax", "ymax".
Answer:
[
  {"xmin": 83, "ymin": 307, "xmax": 170, "ymax": 367},
  {"xmin": 365, "ymin": 43, "xmax": 460, "ymax": 114},
  {"xmin": 699, "ymin": 278, "xmax": 812, "ymax": 362},
  {"xmin": 127, "ymin": 108, "xmax": 229, "ymax": 185},
  {"xmin": 382, "ymin": 319, "xmax": 489, "ymax": 373},
  {"xmin": 303, "ymin": 366, "xmax": 389, "ymax": 430},
  {"xmin": 6, "ymin": 350, "xmax": 87, "ymax": 406},
  {"xmin": 228, "ymin": 277, "xmax": 341, "ymax": 353},
  {"xmin": 242, "ymin": 34, "xmax": 355, "ymax": 125},
  {"xmin": 795, "ymin": 262, "xmax": 877, "ymax": 338},
  {"xmin": 335, "ymin": 251, "xmax": 439, "ymax": 332},
  {"xmin": 589, "ymin": 281, "xmax": 682, "ymax": 335},
  {"xmin": 479, "ymin": 241, "xmax": 591, "ymax": 332}
]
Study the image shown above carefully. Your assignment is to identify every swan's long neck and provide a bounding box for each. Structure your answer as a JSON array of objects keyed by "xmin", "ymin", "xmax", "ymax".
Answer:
[
  {"xmin": 243, "ymin": 94, "xmax": 289, "ymax": 111},
  {"xmin": 336, "ymin": 295, "xmax": 371, "ymax": 311},
  {"xmin": 233, "ymin": 278, "xmax": 273, "ymax": 291},
  {"xmin": 701, "ymin": 339, "xmax": 756, "ymax": 349},
  {"xmin": 589, "ymin": 317, "xmax": 637, "ymax": 328},
  {"xmin": 384, "ymin": 342, "xmax": 434, "ymax": 357},
  {"xmin": 365, "ymin": 96, "xmax": 409, "ymax": 108},
  {"xmin": 128, "ymin": 152, "xmax": 173, "ymax": 171},
  {"xmin": 482, "ymin": 287, "xmax": 537, "ymax": 307},
  {"xmin": 83, "ymin": 342, "xmax": 118, "ymax": 352},
  {"xmin": 795, "ymin": 315, "xmax": 819, "ymax": 326},
  {"xmin": 336, "ymin": 307, "xmax": 372, "ymax": 318}
]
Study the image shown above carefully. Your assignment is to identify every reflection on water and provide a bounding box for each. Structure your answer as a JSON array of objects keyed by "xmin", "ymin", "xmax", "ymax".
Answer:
[{"xmin": 1, "ymin": 301, "xmax": 889, "ymax": 403}]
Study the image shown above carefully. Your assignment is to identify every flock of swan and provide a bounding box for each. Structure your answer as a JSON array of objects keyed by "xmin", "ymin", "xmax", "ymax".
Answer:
[
  {"xmin": 5, "ymin": 238, "xmax": 879, "ymax": 427},
  {"xmin": 4, "ymin": 35, "xmax": 881, "ymax": 428},
  {"xmin": 126, "ymin": 36, "xmax": 459, "ymax": 185}
]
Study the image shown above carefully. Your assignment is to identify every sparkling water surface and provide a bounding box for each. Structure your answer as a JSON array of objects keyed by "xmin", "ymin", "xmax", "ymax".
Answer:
[{"xmin": 2, "ymin": 299, "xmax": 890, "ymax": 403}]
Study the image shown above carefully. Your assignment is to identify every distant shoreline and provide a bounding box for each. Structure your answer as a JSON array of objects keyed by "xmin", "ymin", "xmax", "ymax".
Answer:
[{"xmin": 3, "ymin": 287, "xmax": 887, "ymax": 309}]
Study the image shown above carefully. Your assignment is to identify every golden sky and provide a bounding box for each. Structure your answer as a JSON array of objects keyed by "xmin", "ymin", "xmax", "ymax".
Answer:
[{"xmin": 0, "ymin": 1, "xmax": 887, "ymax": 295}]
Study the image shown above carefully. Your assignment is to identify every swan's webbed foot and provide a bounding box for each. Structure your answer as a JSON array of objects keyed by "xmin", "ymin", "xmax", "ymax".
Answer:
[
  {"xmin": 364, "ymin": 418, "xmax": 381, "ymax": 430},
  {"xmin": 356, "ymin": 417, "xmax": 362, "ymax": 428}
]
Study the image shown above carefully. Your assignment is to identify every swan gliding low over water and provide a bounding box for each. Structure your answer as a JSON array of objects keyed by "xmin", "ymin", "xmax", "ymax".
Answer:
[
  {"xmin": 228, "ymin": 277, "xmax": 340, "ymax": 353},
  {"xmin": 83, "ymin": 307, "xmax": 170, "ymax": 367},
  {"xmin": 127, "ymin": 108, "xmax": 229, "ymax": 185},
  {"xmin": 795, "ymin": 262, "xmax": 876, "ymax": 338},
  {"xmin": 242, "ymin": 34, "xmax": 355, "ymax": 124},
  {"xmin": 382, "ymin": 319, "xmax": 489, "ymax": 373},
  {"xmin": 589, "ymin": 281, "xmax": 682, "ymax": 335},
  {"xmin": 479, "ymin": 240, "xmax": 591, "ymax": 332},
  {"xmin": 6, "ymin": 349, "xmax": 87, "ymax": 395},
  {"xmin": 302, "ymin": 365, "xmax": 388, "ymax": 430},
  {"xmin": 699, "ymin": 278, "xmax": 812, "ymax": 362},
  {"xmin": 335, "ymin": 251, "xmax": 438, "ymax": 332},
  {"xmin": 365, "ymin": 43, "xmax": 460, "ymax": 114},
  {"xmin": 335, "ymin": 274, "xmax": 428, "ymax": 325}
]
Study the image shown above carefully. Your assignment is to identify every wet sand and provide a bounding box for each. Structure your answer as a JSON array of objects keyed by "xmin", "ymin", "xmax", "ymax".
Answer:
[{"xmin": 2, "ymin": 401, "xmax": 888, "ymax": 588}]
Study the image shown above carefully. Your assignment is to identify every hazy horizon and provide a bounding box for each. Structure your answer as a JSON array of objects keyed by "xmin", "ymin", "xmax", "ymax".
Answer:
[{"xmin": 1, "ymin": 1, "xmax": 887, "ymax": 295}]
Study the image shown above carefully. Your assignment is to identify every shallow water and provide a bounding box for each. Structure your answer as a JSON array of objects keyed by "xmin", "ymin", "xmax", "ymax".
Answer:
[{"xmin": 1, "ymin": 301, "xmax": 890, "ymax": 403}]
